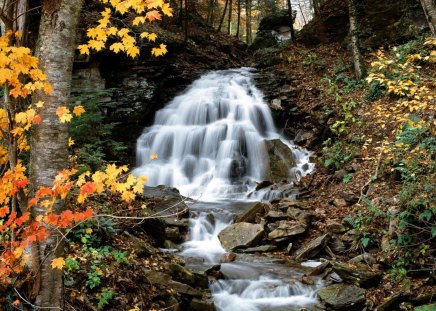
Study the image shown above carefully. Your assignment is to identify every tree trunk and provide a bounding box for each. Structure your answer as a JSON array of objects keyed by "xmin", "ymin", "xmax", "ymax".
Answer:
[
  {"xmin": 218, "ymin": 0, "xmax": 229, "ymax": 32},
  {"xmin": 287, "ymin": 0, "xmax": 296, "ymax": 40},
  {"xmin": 30, "ymin": 0, "xmax": 83, "ymax": 307},
  {"xmin": 245, "ymin": 0, "xmax": 252, "ymax": 44},
  {"xmin": 420, "ymin": 0, "xmax": 436, "ymax": 36},
  {"xmin": 347, "ymin": 0, "xmax": 364, "ymax": 80},
  {"xmin": 227, "ymin": 0, "xmax": 233, "ymax": 35},
  {"xmin": 236, "ymin": 0, "xmax": 241, "ymax": 38},
  {"xmin": 184, "ymin": 0, "xmax": 188, "ymax": 41}
]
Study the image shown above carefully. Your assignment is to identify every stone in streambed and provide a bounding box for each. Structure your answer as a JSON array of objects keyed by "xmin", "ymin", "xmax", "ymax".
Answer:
[
  {"xmin": 169, "ymin": 263, "xmax": 209, "ymax": 288},
  {"xmin": 218, "ymin": 222, "xmax": 264, "ymax": 251},
  {"xmin": 235, "ymin": 202, "xmax": 266, "ymax": 223},
  {"xmin": 294, "ymin": 234, "xmax": 330, "ymax": 260},
  {"xmin": 332, "ymin": 261, "xmax": 382, "ymax": 287},
  {"xmin": 268, "ymin": 221, "xmax": 307, "ymax": 240},
  {"xmin": 241, "ymin": 245, "xmax": 277, "ymax": 253},
  {"xmin": 265, "ymin": 139, "xmax": 297, "ymax": 182},
  {"xmin": 317, "ymin": 284, "xmax": 366, "ymax": 310}
]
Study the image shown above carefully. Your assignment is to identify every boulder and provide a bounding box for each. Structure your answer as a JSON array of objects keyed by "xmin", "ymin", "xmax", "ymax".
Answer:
[
  {"xmin": 295, "ymin": 234, "xmax": 330, "ymax": 260},
  {"xmin": 349, "ymin": 253, "xmax": 377, "ymax": 265},
  {"xmin": 268, "ymin": 221, "xmax": 307, "ymax": 240},
  {"xmin": 332, "ymin": 261, "xmax": 382, "ymax": 287},
  {"xmin": 219, "ymin": 253, "xmax": 237, "ymax": 263},
  {"xmin": 317, "ymin": 284, "xmax": 366, "ymax": 310},
  {"xmin": 265, "ymin": 139, "xmax": 297, "ymax": 182},
  {"xmin": 188, "ymin": 297, "xmax": 216, "ymax": 311},
  {"xmin": 326, "ymin": 220, "xmax": 348, "ymax": 233},
  {"xmin": 286, "ymin": 207, "xmax": 311, "ymax": 224},
  {"xmin": 218, "ymin": 222, "xmax": 264, "ymax": 251}
]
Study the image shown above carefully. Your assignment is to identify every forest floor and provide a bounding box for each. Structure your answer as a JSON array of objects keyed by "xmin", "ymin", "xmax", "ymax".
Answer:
[{"xmin": 254, "ymin": 37, "xmax": 436, "ymax": 309}]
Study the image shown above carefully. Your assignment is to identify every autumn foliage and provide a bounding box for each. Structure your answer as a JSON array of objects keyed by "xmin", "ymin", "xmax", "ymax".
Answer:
[{"xmin": 0, "ymin": 0, "xmax": 171, "ymax": 288}]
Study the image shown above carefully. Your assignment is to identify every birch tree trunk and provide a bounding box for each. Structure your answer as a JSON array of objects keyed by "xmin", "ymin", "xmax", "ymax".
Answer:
[
  {"xmin": 348, "ymin": 0, "xmax": 365, "ymax": 80},
  {"xmin": 30, "ymin": 0, "xmax": 83, "ymax": 307},
  {"xmin": 420, "ymin": 0, "xmax": 436, "ymax": 36}
]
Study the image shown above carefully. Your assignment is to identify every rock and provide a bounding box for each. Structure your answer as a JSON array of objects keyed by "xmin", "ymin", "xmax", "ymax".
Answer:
[
  {"xmin": 270, "ymin": 98, "xmax": 283, "ymax": 110},
  {"xmin": 286, "ymin": 207, "xmax": 311, "ymax": 224},
  {"xmin": 309, "ymin": 261, "xmax": 331, "ymax": 276},
  {"xmin": 220, "ymin": 253, "xmax": 237, "ymax": 263},
  {"xmin": 332, "ymin": 261, "xmax": 382, "ymax": 287},
  {"xmin": 326, "ymin": 220, "xmax": 348, "ymax": 233},
  {"xmin": 125, "ymin": 232, "xmax": 155, "ymax": 257},
  {"xmin": 265, "ymin": 139, "xmax": 297, "ymax": 182},
  {"xmin": 218, "ymin": 222, "xmax": 264, "ymax": 251},
  {"xmin": 295, "ymin": 234, "xmax": 330, "ymax": 260},
  {"xmin": 279, "ymin": 198, "xmax": 311, "ymax": 210},
  {"xmin": 333, "ymin": 169, "xmax": 348, "ymax": 182},
  {"xmin": 144, "ymin": 269, "xmax": 172, "ymax": 285},
  {"xmin": 255, "ymin": 180, "xmax": 273, "ymax": 190},
  {"xmin": 268, "ymin": 221, "xmax": 307, "ymax": 240},
  {"xmin": 169, "ymin": 263, "xmax": 209, "ymax": 288},
  {"xmin": 241, "ymin": 245, "xmax": 278, "ymax": 253},
  {"xmin": 165, "ymin": 226, "xmax": 182, "ymax": 242},
  {"xmin": 235, "ymin": 202, "xmax": 266, "ymax": 223},
  {"xmin": 349, "ymin": 253, "xmax": 377, "ymax": 265},
  {"xmin": 188, "ymin": 297, "xmax": 215, "ymax": 311},
  {"xmin": 168, "ymin": 280, "xmax": 203, "ymax": 298},
  {"xmin": 265, "ymin": 210, "xmax": 288, "ymax": 220},
  {"xmin": 333, "ymin": 198, "xmax": 348, "ymax": 207},
  {"xmin": 294, "ymin": 130, "xmax": 315, "ymax": 145},
  {"xmin": 301, "ymin": 275, "xmax": 315, "ymax": 285},
  {"xmin": 286, "ymin": 243, "xmax": 293, "ymax": 253},
  {"xmin": 317, "ymin": 284, "xmax": 366, "ymax": 310},
  {"xmin": 329, "ymin": 235, "xmax": 346, "ymax": 254},
  {"xmin": 376, "ymin": 294, "xmax": 401, "ymax": 311}
]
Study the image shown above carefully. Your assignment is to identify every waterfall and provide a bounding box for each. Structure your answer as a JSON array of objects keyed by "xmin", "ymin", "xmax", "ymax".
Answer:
[
  {"xmin": 134, "ymin": 68, "xmax": 321, "ymax": 311},
  {"xmin": 133, "ymin": 68, "xmax": 313, "ymax": 201}
]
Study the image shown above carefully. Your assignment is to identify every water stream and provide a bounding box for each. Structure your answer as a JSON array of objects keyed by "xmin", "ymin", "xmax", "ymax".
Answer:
[{"xmin": 134, "ymin": 68, "xmax": 321, "ymax": 310}]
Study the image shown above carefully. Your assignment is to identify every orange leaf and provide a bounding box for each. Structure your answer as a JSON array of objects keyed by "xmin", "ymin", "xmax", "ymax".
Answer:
[{"xmin": 51, "ymin": 257, "xmax": 65, "ymax": 270}]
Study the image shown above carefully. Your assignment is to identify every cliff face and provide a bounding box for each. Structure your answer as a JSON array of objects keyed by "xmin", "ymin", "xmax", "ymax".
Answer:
[{"xmin": 299, "ymin": 0, "xmax": 427, "ymax": 48}]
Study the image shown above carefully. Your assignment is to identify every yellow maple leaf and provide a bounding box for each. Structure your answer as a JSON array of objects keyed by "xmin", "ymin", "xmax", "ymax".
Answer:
[
  {"xmin": 56, "ymin": 106, "xmax": 73, "ymax": 123},
  {"xmin": 51, "ymin": 257, "xmax": 66, "ymax": 270},
  {"xmin": 148, "ymin": 33, "xmax": 157, "ymax": 42},
  {"xmin": 68, "ymin": 137, "xmax": 75, "ymax": 147},
  {"xmin": 78, "ymin": 44, "xmax": 90, "ymax": 55},
  {"xmin": 151, "ymin": 43, "xmax": 168, "ymax": 56},
  {"xmin": 150, "ymin": 153, "xmax": 158, "ymax": 159},
  {"xmin": 85, "ymin": 228, "xmax": 93, "ymax": 234},
  {"xmin": 161, "ymin": 3, "xmax": 173, "ymax": 16},
  {"xmin": 36, "ymin": 101, "xmax": 44, "ymax": 108},
  {"xmin": 109, "ymin": 42, "xmax": 125, "ymax": 53},
  {"xmin": 72, "ymin": 105, "xmax": 85, "ymax": 116}
]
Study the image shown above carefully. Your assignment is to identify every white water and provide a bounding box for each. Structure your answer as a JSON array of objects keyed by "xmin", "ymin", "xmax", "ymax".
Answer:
[
  {"xmin": 134, "ymin": 68, "xmax": 313, "ymax": 201},
  {"xmin": 134, "ymin": 68, "xmax": 320, "ymax": 310}
]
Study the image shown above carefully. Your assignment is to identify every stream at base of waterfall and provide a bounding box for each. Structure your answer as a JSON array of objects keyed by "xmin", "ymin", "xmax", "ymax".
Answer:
[{"xmin": 133, "ymin": 68, "xmax": 322, "ymax": 311}]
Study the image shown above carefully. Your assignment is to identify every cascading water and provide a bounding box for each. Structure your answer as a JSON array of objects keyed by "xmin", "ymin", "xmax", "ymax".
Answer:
[
  {"xmin": 134, "ymin": 67, "xmax": 313, "ymax": 201},
  {"xmin": 134, "ymin": 68, "xmax": 321, "ymax": 311}
]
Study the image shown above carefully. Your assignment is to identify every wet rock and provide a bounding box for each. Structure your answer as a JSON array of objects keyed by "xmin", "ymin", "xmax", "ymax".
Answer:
[
  {"xmin": 188, "ymin": 297, "xmax": 215, "ymax": 311},
  {"xmin": 349, "ymin": 253, "xmax": 377, "ymax": 265},
  {"xmin": 302, "ymin": 275, "xmax": 315, "ymax": 285},
  {"xmin": 144, "ymin": 269, "xmax": 172, "ymax": 285},
  {"xmin": 241, "ymin": 245, "xmax": 278, "ymax": 253},
  {"xmin": 218, "ymin": 222, "xmax": 264, "ymax": 251},
  {"xmin": 376, "ymin": 294, "xmax": 401, "ymax": 311},
  {"xmin": 169, "ymin": 263, "xmax": 209, "ymax": 288},
  {"xmin": 295, "ymin": 234, "xmax": 330, "ymax": 260},
  {"xmin": 235, "ymin": 202, "xmax": 266, "ymax": 223},
  {"xmin": 255, "ymin": 180, "xmax": 273, "ymax": 190},
  {"xmin": 271, "ymin": 98, "xmax": 283, "ymax": 110},
  {"xmin": 332, "ymin": 198, "xmax": 348, "ymax": 207},
  {"xmin": 317, "ymin": 284, "xmax": 366, "ymax": 310},
  {"xmin": 268, "ymin": 221, "xmax": 307, "ymax": 240},
  {"xmin": 286, "ymin": 243, "xmax": 293, "ymax": 253},
  {"xmin": 265, "ymin": 139, "xmax": 297, "ymax": 182},
  {"xmin": 326, "ymin": 220, "xmax": 347, "ymax": 234},
  {"xmin": 332, "ymin": 261, "xmax": 382, "ymax": 287},
  {"xmin": 309, "ymin": 261, "xmax": 331, "ymax": 276},
  {"xmin": 220, "ymin": 253, "xmax": 237, "ymax": 263}
]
